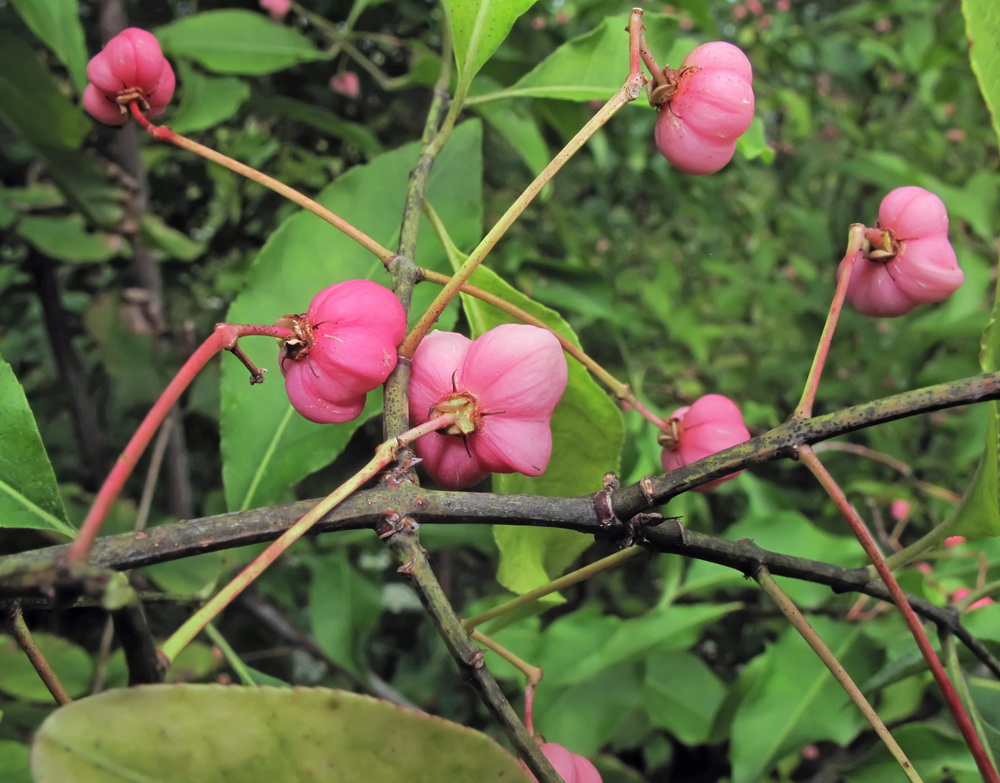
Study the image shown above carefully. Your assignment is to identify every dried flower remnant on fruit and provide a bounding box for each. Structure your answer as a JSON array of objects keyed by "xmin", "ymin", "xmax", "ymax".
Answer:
[
  {"xmin": 659, "ymin": 394, "xmax": 751, "ymax": 491},
  {"xmin": 408, "ymin": 324, "xmax": 568, "ymax": 489},
  {"xmin": 522, "ymin": 743, "xmax": 603, "ymax": 783},
  {"xmin": 260, "ymin": 0, "xmax": 291, "ymax": 21},
  {"xmin": 839, "ymin": 186, "xmax": 964, "ymax": 317},
  {"xmin": 652, "ymin": 41, "xmax": 755, "ymax": 174},
  {"xmin": 280, "ymin": 280, "xmax": 406, "ymax": 424},
  {"xmin": 83, "ymin": 28, "xmax": 175, "ymax": 126}
]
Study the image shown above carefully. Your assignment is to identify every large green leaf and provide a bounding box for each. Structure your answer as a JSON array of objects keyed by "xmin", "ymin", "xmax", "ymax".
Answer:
[
  {"xmin": 643, "ymin": 651, "xmax": 726, "ymax": 746},
  {"xmin": 0, "ymin": 33, "xmax": 90, "ymax": 151},
  {"xmin": 15, "ymin": 215, "xmax": 125, "ymax": 263},
  {"xmin": 492, "ymin": 13, "xmax": 678, "ymax": 103},
  {"xmin": 0, "ymin": 634, "xmax": 91, "ymax": 701},
  {"xmin": 0, "ymin": 355, "xmax": 72, "ymax": 535},
  {"xmin": 729, "ymin": 618, "xmax": 877, "ymax": 783},
  {"xmin": 168, "ymin": 61, "xmax": 250, "ymax": 134},
  {"xmin": 221, "ymin": 121, "xmax": 482, "ymax": 510},
  {"xmin": 9, "ymin": 0, "xmax": 88, "ymax": 94},
  {"xmin": 442, "ymin": 0, "xmax": 537, "ymax": 88},
  {"xmin": 453, "ymin": 266, "xmax": 624, "ymax": 593},
  {"xmin": 156, "ymin": 11, "xmax": 325, "ymax": 75},
  {"xmin": 950, "ymin": 0, "xmax": 1000, "ymax": 537},
  {"xmin": 0, "ymin": 740, "xmax": 31, "ymax": 783},
  {"xmin": 843, "ymin": 723, "xmax": 980, "ymax": 783},
  {"xmin": 31, "ymin": 685, "xmax": 533, "ymax": 783}
]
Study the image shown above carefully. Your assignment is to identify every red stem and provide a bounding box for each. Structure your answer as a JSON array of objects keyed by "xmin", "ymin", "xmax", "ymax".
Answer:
[
  {"xmin": 800, "ymin": 445, "xmax": 999, "ymax": 782},
  {"xmin": 67, "ymin": 323, "xmax": 293, "ymax": 564}
]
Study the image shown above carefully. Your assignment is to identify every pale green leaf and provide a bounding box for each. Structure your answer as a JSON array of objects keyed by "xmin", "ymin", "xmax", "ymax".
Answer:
[
  {"xmin": 31, "ymin": 685, "xmax": 533, "ymax": 783},
  {"xmin": 168, "ymin": 61, "xmax": 250, "ymax": 134},
  {"xmin": 9, "ymin": 0, "xmax": 88, "ymax": 94},
  {"xmin": 443, "ymin": 0, "xmax": 537, "ymax": 87}
]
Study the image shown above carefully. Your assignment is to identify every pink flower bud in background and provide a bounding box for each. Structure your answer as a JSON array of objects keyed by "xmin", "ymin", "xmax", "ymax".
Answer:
[
  {"xmin": 945, "ymin": 535, "xmax": 966, "ymax": 548},
  {"xmin": 889, "ymin": 499, "xmax": 911, "ymax": 522},
  {"xmin": 653, "ymin": 42, "xmax": 754, "ymax": 175},
  {"xmin": 523, "ymin": 744, "xmax": 603, "ymax": 783},
  {"xmin": 279, "ymin": 280, "xmax": 406, "ymax": 424},
  {"xmin": 660, "ymin": 394, "xmax": 751, "ymax": 491},
  {"xmin": 260, "ymin": 0, "xmax": 291, "ymax": 22},
  {"xmin": 839, "ymin": 187, "xmax": 963, "ymax": 317},
  {"xmin": 329, "ymin": 71, "xmax": 361, "ymax": 99},
  {"xmin": 83, "ymin": 28, "xmax": 175, "ymax": 125},
  {"xmin": 952, "ymin": 587, "xmax": 995, "ymax": 611},
  {"xmin": 408, "ymin": 324, "xmax": 568, "ymax": 489}
]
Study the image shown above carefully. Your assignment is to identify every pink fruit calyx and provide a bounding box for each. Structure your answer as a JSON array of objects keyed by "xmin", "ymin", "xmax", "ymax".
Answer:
[
  {"xmin": 659, "ymin": 393, "xmax": 751, "ymax": 492},
  {"xmin": 839, "ymin": 186, "xmax": 964, "ymax": 317},
  {"xmin": 652, "ymin": 41, "xmax": 755, "ymax": 175},
  {"xmin": 83, "ymin": 28, "xmax": 175, "ymax": 126},
  {"xmin": 279, "ymin": 280, "xmax": 406, "ymax": 425},
  {"xmin": 408, "ymin": 324, "xmax": 568, "ymax": 489}
]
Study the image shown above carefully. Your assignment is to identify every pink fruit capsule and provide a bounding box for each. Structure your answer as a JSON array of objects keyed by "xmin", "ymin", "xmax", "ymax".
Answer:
[
  {"xmin": 523, "ymin": 743, "xmax": 603, "ymax": 783},
  {"xmin": 653, "ymin": 42, "xmax": 755, "ymax": 175},
  {"xmin": 83, "ymin": 28, "xmax": 175, "ymax": 125},
  {"xmin": 660, "ymin": 394, "xmax": 751, "ymax": 491}
]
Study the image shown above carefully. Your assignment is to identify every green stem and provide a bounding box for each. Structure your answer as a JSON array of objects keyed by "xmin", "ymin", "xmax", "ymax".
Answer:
[
  {"xmin": 941, "ymin": 632, "xmax": 1000, "ymax": 773},
  {"xmin": 400, "ymin": 75, "xmax": 645, "ymax": 360},
  {"xmin": 6, "ymin": 604, "xmax": 72, "ymax": 705},
  {"xmin": 158, "ymin": 413, "xmax": 459, "ymax": 666},
  {"xmin": 204, "ymin": 623, "xmax": 258, "ymax": 687},
  {"xmin": 470, "ymin": 629, "xmax": 543, "ymax": 685},
  {"xmin": 464, "ymin": 547, "xmax": 644, "ymax": 630},
  {"xmin": 753, "ymin": 567, "xmax": 922, "ymax": 783}
]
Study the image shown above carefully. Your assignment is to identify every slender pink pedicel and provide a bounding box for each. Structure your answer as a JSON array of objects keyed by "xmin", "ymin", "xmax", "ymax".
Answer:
[
  {"xmin": 280, "ymin": 280, "xmax": 406, "ymax": 424},
  {"xmin": 660, "ymin": 393, "xmax": 751, "ymax": 491},
  {"xmin": 409, "ymin": 324, "xmax": 568, "ymax": 489},
  {"xmin": 83, "ymin": 28, "xmax": 176, "ymax": 125},
  {"xmin": 523, "ymin": 743, "xmax": 603, "ymax": 783},
  {"xmin": 653, "ymin": 41, "xmax": 755, "ymax": 175},
  {"xmin": 839, "ymin": 186, "xmax": 964, "ymax": 317}
]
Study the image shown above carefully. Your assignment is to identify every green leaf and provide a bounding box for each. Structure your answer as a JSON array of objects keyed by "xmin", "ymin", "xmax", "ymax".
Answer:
[
  {"xmin": 471, "ymin": 78, "xmax": 551, "ymax": 176},
  {"xmin": 254, "ymin": 96, "xmax": 383, "ymax": 155},
  {"xmin": 308, "ymin": 552, "xmax": 383, "ymax": 679},
  {"xmin": 730, "ymin": 618, "xmax": 878, "ymax": 783},
  {"xmin": 451, "ymin": 265, "xmax": 623, "ymax": 593},
  {"xmin": 0, "ymin": 633, "xmax": 91, "ymax": 701},
  {"xmin": 156, "ymin": 11, "xmax": 325, "ymax": 75},
  {"xmin": 0, "ymin": 739, "xmax": 31, "ymax": 783},
  {"xmin": 221, "ymin": 121, "xmax": 482, "ymax": 510},
  {"xmin": 32, "ymin": 685, "xmax": 533, "ymax": 782},
  {"xmin": 0, "ymin": 33, "xmax": 90, "ymax": 151},
  {"xmin": 40, "ymin": 147, "xmax": 125, "ymax": 229},
  {"xmin": 843, "ymin": 723, "xmax": 980, "ymax": 783},
  {"xmin": 8, "ymin": 0, "xmax": 88, "ymax": 94},
  {"xmin": 962, "ymin": 0, "xmax": 1000, "ymax": 144},
  {"xmin": 643, "ymin": 651, "xmax": 726, "ymax": 746},
  {"xmin": 502, "ymin": 13, "xmax": 677, "ymax": 102},
  {"xmin": 168, "ymin": 61, "xmax": 250, "ymax": 134},
  {"xmin": 0, "ymin": 355, "xmax": 72, "ymax": 535},
  {"xmin": 15, "ymin": 215, "xmax": 125, "ymax": 263},
  {"xmin": 140, "ymin": 214, "xmax": 205, "ymax": 262},
  {"xmin": 443, "ymin": 0, "xmax": 537, "ymax": 88}
]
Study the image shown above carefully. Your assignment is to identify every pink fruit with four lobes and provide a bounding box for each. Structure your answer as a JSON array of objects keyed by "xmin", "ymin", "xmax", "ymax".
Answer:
[
  {"xmin": 839, "ymin": 186, "xmax": 964, "ymax": 317},
  {"xmin": 660, "ymin": 394, "xmax": 751, "ymax": 491},
  {"xmin": 408, "ymin": 324, "xmax": 568, "ymax": 489},
  {"xmin": 654, "ymin": 41, "xmax": 755, "ymax": 174},
  {"xmin": 279, "ymin": 280, "xmax": 406, "ymax": 424},
  {"xmin": 83, "ymin": 28, "xmax": 175, "ymax": 125}
]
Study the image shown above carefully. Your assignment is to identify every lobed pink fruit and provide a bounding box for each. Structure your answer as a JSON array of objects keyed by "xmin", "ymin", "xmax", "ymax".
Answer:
[
  {"xmin": 523, "ymin": 743, "xmax": 603, "ymax": 783},
  {"xmin": 952, "ymin": 587, "xmax": 995, "ymax": 612},
  {"xmin": 260, "ymin": 0, "xmax": 291, "ymax": 22},
  {"xmin": 329, "ymin": 71, "xmax": 361, "ymax": 99},
  {"xmin": 280, "ymin": 280, "xmax": 406, "ymax": 424},
  {"xmin": 654, "ymin": 41, "xmax": 754, "ymax": 175},
  {"xmin": 408, "ymin": 324, "xmax": 568, "ymax": 489},
  {"xmin": 839, "ymin": 186, "xmax": 963, "ymax": 317},
  {"xmin": 83, "ymin": 28, "xmax": 175, "ymax": 125},
  {"xmin": 660, "ymin": 394, "xmax": 751, "ymax": 491}
]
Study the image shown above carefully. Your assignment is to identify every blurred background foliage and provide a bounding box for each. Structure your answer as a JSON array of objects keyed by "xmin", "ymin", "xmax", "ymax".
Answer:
[{"xmin": 1, "ymin": 0, "xmax": 998, "ymax": 781}]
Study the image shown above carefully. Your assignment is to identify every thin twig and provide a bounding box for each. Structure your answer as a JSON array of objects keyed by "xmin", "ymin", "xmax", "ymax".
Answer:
[{"xmin": 5, "ymin": 604, "xmax": 72, "ymax": 705}]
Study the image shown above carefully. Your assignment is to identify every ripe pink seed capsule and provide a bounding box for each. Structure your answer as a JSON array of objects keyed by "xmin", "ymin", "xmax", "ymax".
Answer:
[
  {"xmin": 653, "ymin": 41, "xmax": 755, "ymax": 175},
  {"xmin": 660, "ymin": 394, "xmax": 751, "ymax": 492},
  {"xmin": 522, "ymin": 744, "xmax": 603, "ymax": 783},
  {"xmin": 280, "ymin": 280, "xmax": 406, "ymax": 424},
  {"xmin": 839, "ymin": 186, "xmax": 964, "ymax": 317},
  {"xmin": 408, "ymin": 324, "xmax": 568, "ymax": 489},
  {"xmin": 260, "ymin": 0, "xmax": 291, "ymax": 22},
  {"xmin": 83, "ymin": 28, "xmax": 175, "ymax": 125}
]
